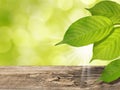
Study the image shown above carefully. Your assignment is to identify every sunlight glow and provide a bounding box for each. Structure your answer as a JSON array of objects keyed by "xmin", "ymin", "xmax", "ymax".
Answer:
[
  {"xmin": 81, "ymin": 0, "xmax": 96, "ymax": 5},
  {"xmin": 72, "ymin": 44, "xmax": 93, "ymax": 65},
  {"xmin": 57, "ymin": 0, "xmax": 73, "ymax": 10}
]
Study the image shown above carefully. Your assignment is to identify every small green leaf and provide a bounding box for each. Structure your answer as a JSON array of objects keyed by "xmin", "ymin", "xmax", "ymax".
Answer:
[
  {"xmin": 87, "ymin": 1, "xmax": 120, "ymax": 24},
  {"xmin": 57, "ymin": 16, "xmax": 113, "ymax": 47},
  {"xmin": 100, "ymin": 59, "xmax": 120, "ymax": 83},
  {"xmin": 92, "ymin": 27, "xmax": 120, "ymax": 60}
]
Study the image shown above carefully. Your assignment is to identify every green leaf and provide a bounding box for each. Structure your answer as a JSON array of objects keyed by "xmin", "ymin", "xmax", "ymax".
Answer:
[
  {"xmin": 57, "ymin": 16, "xmax": 113, "ymax": 47},
  {"xmin": 87, "ymin": 1, "xmax": 120, "ymax": 24},
  {"xmin": 92, "ymin": 27, "xmax": 120, "ymax": 60},
  {"xmin": 100, "ymin": 59, "xmax": 120, "ymax": 83}
]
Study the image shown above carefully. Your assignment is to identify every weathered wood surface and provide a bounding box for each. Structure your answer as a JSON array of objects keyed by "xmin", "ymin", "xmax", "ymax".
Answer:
[{"xmin": 0, "ymin": 66, "xmax": 119, "ymax": 90}]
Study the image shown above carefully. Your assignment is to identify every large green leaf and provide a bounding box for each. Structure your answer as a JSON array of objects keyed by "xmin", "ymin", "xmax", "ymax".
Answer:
[
  {"xmin": 87, "ymin": 1, "xmax": 120, "ymax": 24},
  {"xmin": 92, "ymin": 27, "xmax": 120, "ymax": 60},
  {"xmin": 56, "ymin": 16, "xmax": 113, "ymax": 47},
  {"xmin": 100, "ymin": 59, "xmax": 120, "ymax": 83}
]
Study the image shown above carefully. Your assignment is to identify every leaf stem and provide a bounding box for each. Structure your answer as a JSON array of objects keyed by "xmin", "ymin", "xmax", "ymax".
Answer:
[{"xmin": 114, "ymin": 23, "xmax": 120, "ymax": 28}]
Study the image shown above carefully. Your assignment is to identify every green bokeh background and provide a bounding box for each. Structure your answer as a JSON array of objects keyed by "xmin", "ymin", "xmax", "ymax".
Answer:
[{"xmin": 0, "ymin": 0, "xmax": 119, "ymax": 65}]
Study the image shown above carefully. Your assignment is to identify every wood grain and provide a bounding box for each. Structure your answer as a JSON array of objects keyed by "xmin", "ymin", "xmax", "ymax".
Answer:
[{"xmin": 0, "ymin": 66, "xmax": 119, "ymax": 90}]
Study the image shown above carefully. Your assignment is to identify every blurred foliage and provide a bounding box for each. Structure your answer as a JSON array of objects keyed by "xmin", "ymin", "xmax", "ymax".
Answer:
[{"xmin": 0, "ymin": 0, "xmax": 116, "ymax": 65}]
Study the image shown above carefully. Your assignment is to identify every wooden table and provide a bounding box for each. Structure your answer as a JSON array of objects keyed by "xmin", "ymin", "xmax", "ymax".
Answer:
[{"xmin": 0, "ymin": 66, "xmax": 119, "ymax": 90}]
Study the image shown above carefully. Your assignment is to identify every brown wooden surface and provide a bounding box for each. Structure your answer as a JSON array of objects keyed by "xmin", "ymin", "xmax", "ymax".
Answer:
[{"xmin": 0, "ymin": 66, "xmax": 119, "ymax": 90}]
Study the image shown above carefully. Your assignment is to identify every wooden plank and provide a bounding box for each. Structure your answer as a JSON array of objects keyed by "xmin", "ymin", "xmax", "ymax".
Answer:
[{"xmin": 0, "ymin": 66, "xmax": 119, "ymax": 90}]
